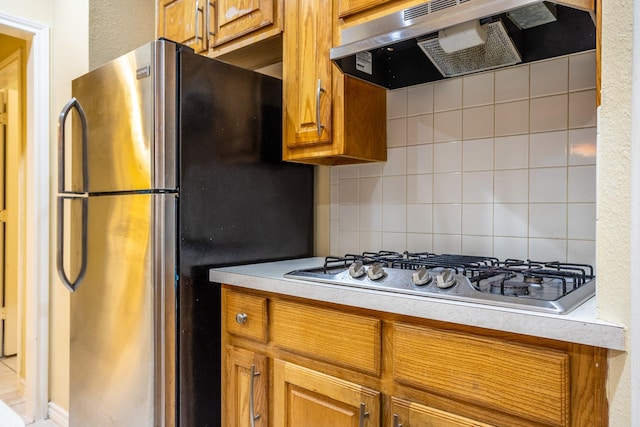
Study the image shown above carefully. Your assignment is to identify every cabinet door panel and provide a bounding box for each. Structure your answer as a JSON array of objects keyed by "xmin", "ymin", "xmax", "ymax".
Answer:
[
  {"xmin": 283, "ymin": 0, "xmax": 332, "ymax": 147},
  {"xmin": 391, "ymin": 397, "xmax": 495, "ymax": 427},
  {"xmin": 159, "ymin": 0, "xmax": 208, "ymax": 52},
  {"xmin": 225, "ymin": 346, "xmax": 269, "ymax": 427},
  {"xmin": 214, "ymin": 0, "xmax": 275, "ymax": 46},
  {"xmin": 337, "ymin": 0, "xmax": 393, "ymax": 18},
  {"xmin": 274, "ymin": 360, "xmax": 380, "ymax": 426}
]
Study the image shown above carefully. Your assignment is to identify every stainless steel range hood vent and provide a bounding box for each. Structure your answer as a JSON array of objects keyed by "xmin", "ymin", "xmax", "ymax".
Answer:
[
  {"xmin": 418, "ymin": 20, "xmax": 521, "ymax": 77},
  {"xmin": 330, "ymin": 0, "xmax": 596, "ymax": 89}
]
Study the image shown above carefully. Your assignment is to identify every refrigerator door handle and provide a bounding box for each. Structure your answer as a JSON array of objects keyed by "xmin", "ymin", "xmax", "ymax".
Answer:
[
  {"xmin": 57, "ymin": 97, "xmax": 89, "ymax": 292},
  {"xmin": 56, "ymin": 195, "xmax": 88, "ymax": 292},
  {"xmin": 57, "ymin": 97, "xmax": 88, "ymax": 194}
]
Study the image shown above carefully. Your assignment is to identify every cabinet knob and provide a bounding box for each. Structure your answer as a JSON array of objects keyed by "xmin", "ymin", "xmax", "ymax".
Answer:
[{"xmin": 235, "ymin": 312, "xmax": 248, "ymax": 324}]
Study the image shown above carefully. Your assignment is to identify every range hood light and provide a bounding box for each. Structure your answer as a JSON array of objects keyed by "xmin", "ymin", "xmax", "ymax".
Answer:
[{"xmin": 437, "ymin": 20, "xmax": 487, "ymax": 53}]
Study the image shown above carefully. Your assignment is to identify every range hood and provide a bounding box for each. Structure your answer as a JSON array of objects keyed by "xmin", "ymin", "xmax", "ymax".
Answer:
[{"xmin": 330, "ymin": 0, "xmax": 596, "ymax": 89}]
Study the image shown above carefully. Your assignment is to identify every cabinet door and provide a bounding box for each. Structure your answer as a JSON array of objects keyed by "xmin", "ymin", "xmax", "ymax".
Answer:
[
  {"xmin": 213, "ymin": 0, "xmax": 276, "ymax": 46},
  {"xmin": 158, "ymin": 0, "xmax": 209, "ymax": 53},
  {"xmin": 274, "ymin": 360, "xmax": 380, "ymax": 426},
  {"xmin": 391, "ymin": 397, "xmax": 494, "ymax": 427},
  {"xmin": 225, "ymin": 346, "xmax": 269, "ymax": 427},
  {"xmin": 283, "ymin": 0, "xmax": 333, "ymax": 148},
  {"xmin": 337, "ymin": 0, "xmax": 393, "ymax": 18}
]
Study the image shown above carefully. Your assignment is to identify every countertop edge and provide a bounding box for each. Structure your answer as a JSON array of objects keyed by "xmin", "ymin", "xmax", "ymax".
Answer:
[{"xmin": 209, "ymin": 258, "xmax": 626, "ymax": 351}]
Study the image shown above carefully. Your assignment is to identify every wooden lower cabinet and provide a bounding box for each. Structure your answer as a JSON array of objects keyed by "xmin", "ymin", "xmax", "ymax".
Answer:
[
  {"xmin": 221, "ymin": 286, "xmax": 608, "ymax": 427},
  {"xmin": 225, "ymin": 346, "xmax": 269, "ymax": 427},
  {"xmin": 273, "ymin": 360, "xmax": 380, "ymax": 426},
  {"xmin": 391, "ymin": 397, "xmax": 494, "ymax": 427}
]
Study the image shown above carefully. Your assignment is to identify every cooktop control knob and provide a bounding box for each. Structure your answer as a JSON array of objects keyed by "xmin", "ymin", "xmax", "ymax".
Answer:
[
  {"xmin": 366, "ymin": 262, "xmax": 386, "ymax": 280},
  {"xmin": 348, "ymin": 261, "xmax": 366, "ymax": 278},
  {"xmin": 412, "ymin": 267, "xmax": 432, "ymax": 286},
  {"xmin": 435, "ymin": 269, "xmax": 456, "ymax": 289}
]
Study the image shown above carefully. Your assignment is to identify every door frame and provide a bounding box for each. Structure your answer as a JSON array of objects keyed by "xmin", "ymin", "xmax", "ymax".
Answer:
[{"xmin": 0, "ymin": 12, "xmax": 50, "ymax": 422}]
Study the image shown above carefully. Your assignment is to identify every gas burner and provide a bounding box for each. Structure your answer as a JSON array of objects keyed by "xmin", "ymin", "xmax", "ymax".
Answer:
[
  {"xmin": 490, "ymin": 279, "xmax": 530, "ymax": 296},
  {"xmin": 523, "ymin": 275, "xmax": 544, "ymax": 285},
  {"xmin": 284, "ymin": 252, "xmax": 596, "ymax": 314}
]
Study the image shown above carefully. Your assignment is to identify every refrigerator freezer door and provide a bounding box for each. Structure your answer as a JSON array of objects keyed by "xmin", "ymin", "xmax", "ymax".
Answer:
[
  {"xmin": 68, "ymin": 192, "xmax": 176, "ymax": 426},
  {"xmin": 70, "ymin": 40, "xmax": 177, "ymax": 193}
]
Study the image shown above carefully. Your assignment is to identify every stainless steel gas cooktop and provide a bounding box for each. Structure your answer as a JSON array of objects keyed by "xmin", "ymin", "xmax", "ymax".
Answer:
[{"xmin": 284, "ymin": 251, "xmax": 596, "ymax": 314}]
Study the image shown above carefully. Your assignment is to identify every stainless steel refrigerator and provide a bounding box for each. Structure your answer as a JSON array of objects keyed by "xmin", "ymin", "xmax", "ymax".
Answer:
[{"xmin": 56, "ymin": 39, "xmax": 313, "ymax": 427}]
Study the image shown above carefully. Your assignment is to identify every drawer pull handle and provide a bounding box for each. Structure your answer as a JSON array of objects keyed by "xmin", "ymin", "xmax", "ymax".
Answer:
[
  {"xmin": 359, "ymin": 402, "xmax": 369, "ymax": 427},
  {"xmin": 250, "ymin": 364, "xmax": 261, "ymax": 427},
  {"xmin": 236, "ymin": 313, "xmax": 248, "ymax": 324},
  {"xmin": 393, "ymin": 414, "xmax": 402, "ymax": 427}
]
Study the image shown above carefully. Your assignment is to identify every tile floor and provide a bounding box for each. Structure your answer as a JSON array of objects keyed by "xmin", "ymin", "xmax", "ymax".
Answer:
[{"xmin": 0, "ymin": 356, "xmax": 57, "ymax": 426}]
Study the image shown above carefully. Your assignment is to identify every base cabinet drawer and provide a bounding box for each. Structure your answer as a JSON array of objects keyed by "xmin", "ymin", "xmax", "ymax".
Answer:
[
  {"xmin": 393, "ymin": 323, "xmax": 570, "ymax": 426},
  {"xmin": 271, "ymin": 299, "xmax": 382, "ymax": 375},
  {"xmin": 224, "ymin": 290, "xmax": 268, "ymax": 342}
]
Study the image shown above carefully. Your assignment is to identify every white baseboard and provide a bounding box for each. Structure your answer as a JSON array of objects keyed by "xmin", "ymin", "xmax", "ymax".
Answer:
[{"xmin": 47, "ymin": 402, "xmax": 68, "ymax": 427}]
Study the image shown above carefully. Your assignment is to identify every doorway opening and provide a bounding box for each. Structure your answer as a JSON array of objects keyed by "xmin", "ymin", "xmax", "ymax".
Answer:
[{"xmin": 0, "ymin": 12, "xmax": 51, "ymax": 423}]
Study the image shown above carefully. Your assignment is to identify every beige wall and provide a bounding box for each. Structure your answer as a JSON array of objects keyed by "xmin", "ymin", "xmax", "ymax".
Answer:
[
  {"xmin": 598, "ymin": 1, "xmax": 636, "ymax": 425},
  {"xmin": 89, "ymin": 0, "xmax": 155, "ymax": 70}
]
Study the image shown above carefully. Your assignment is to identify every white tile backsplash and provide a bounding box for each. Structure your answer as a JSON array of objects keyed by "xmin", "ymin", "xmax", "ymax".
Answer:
[
  {"xmin": 569, "ymin": 51, "xmax": 596, "ymax": 92},
  {"xmin": 530, "ymin": 56, "xmax": 568, "ymax": 97},
  {"xmin": 462, "ymin": 138, "xmax": 494, "ymax": 171},
  {"xmin": 406, "ymin": 173, "xmax": 433, "ymax": 204},
  {"xmin": 407, "ymin": 114, "xmax": 434, "ymax": 145},
  {"xmin": 495, "ymin": 64, "xmax": 529, "ymax": 102},
  {"xmin": 529, "ymin": 131, "xmax": 567, "ymax": 167},
  {"xmin": 530, "ymin": 94, "xmax": 568, "ymax": 132},
  {"xmin": 407, "ymin": 144, "xmax": 434, "ymax": 175},
  {"xmin": 331, "ymin": 51, "xmax": 596, "ymax": 265},
  {"xmin": 434, "ymin": 78, "xmax": 463, "ymax": 112},
  {"xmin": 434, "ymin": 110, "xmax": 463, "ymax": 142},
  {"xmin": 433, "ymin": 141, "xmax": 462, "ymax": 172},
  {"xmin": 495, "ymin": 100, "xmax": 529, "ymax": 136},
  {"xmin": 463, "ymin": 105, "xmax": 495, "ymax": 140},
  {"xmin": 387, "ymin": 88, "xmax": 407, "ymax": 119},
  {"xmin": 463, "ymin": 72, "xmax": 494, "ymax": 107},
  {"xmin": 407, "ymin": 83, "xmax": 434, "ymax": 115},
  {"xmin": 529, "ymin": 167, "xmax": 567, "ymax": 203},
  {"xmin": 569, "ymin": 90, "xmax": 597, "ymax": 128}
]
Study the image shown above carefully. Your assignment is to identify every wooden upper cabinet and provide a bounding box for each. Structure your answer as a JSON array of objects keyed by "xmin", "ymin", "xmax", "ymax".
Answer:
[
  {"xmin": 158, "ymin": 0, "xmax": 208, "ymax": 53},
  {"xmin": 283, "ymin": 0, "xmax": 333, "ymax": 148},
  {"xmin": 282, "ymin": 0, "xmax": 386, "ymax": 164},
  {"xmin": 157, "ymin": 0, "xmax": 284, "ymax": 69},
  {"xmin": 337, "ymin": 0, "xmax": 393, "ymax": 18},
  {"xmin": 213, "ymin": 0, "xmax": 276, "ymax": 46}
]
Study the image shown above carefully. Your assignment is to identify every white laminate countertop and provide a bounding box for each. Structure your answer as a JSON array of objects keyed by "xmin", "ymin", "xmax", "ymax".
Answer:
[{"xmin": 209, "ymin": 257, "xmax": 626, "ymax": 351}]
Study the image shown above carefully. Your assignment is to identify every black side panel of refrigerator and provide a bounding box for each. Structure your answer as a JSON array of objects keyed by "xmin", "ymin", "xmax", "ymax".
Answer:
[{"xmin": 176, "ymin": 47, "xmax": 314, "ymax": 426}]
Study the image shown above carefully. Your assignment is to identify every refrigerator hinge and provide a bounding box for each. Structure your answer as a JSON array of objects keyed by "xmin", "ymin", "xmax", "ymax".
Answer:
[
  {"xmin": 0, "ymin": 112, "xmax": 6, "ymax": 125},
  {"xmin": 0, "ymin": 210, "xmax": 6, "ymax": 222},
  {"xmin": 0, "ymin": 307, "xmax": 6, "ymax": 320}
]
